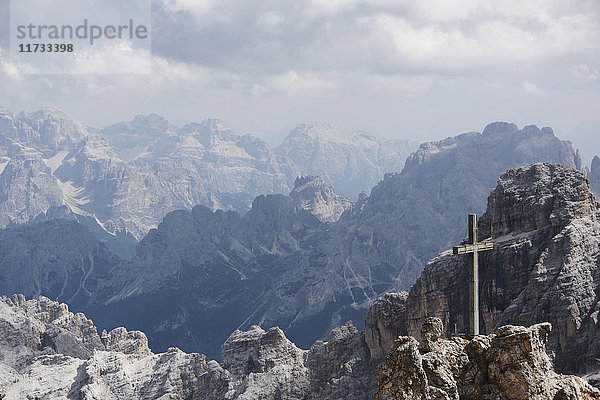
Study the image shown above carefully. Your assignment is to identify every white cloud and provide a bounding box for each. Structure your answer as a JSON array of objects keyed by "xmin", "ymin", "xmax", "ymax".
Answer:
[
  {"xmin": 522, "ymin": 81, "xmax": 544, "ymax": 95},
  {"xmin": 574, "ymin": 64, "xmax": 600, "ymax": 82}
]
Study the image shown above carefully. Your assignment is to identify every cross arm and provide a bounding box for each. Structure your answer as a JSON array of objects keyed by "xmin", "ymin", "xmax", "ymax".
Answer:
[{"xmin": 452, "ymin": 242, "xmax": 494, "ymax": 254}]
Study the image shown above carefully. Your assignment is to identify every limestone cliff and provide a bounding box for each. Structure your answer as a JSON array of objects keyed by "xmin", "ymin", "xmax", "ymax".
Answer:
[
  {"xmin": 0, "ymin": 295, "xmax": 373, "ymax": 400},
  {"xmin": 366, "ymin": 162, "xmax": 600, "ymax": 378},
  {"xmin": 373, "ymin": 318, "xmax": 600, "ymax": 400}
]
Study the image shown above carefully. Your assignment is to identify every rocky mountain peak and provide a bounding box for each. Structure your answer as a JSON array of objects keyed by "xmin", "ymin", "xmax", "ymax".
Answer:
[
  {"xmin": 593, "ymin": 155, "xmax": 600, "ymax": 173},
  {"xmin": 180, "ymin": 118, "xmax": 233, "ymax": 137},
  {"xmin": 131, "ymin": 113, "xmax": 170, "ymax": 127},
  {"xmin": 285, "ymin": 122, "xmax": 343, "ymax": 142},
  {"xmin": 373, "ymin": 318, "xmax": 600, "ymax": 400},
  {"xmin": 482, "ymin": 121, "xmax": 519, "ymax": 136},
  {"xmin": 293, "ymin": 175, "xmax": 321, "ymax": 189},
  {"xmin": 11, "ymin": 107, "xmax": 90, "ymax": 155},
  {"xmin": 479, "ymin": 162, "xmax": 599, "ymax": 238},
  {"xmin": 277, "ymin": 122, "xmax": 416, "ymax": 199},
  {"xmin": 381, "ymin": 162, "xmax": 600, "ymax": 378},
  {"xmin": 289, "ymin": 175, "xmax": 352, "ymax": 222}
]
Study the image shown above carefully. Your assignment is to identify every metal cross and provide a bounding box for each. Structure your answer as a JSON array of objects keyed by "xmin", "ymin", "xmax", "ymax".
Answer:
[{"xmin": 452, "ymin": 214, "xmax": 493, "ymax": 336}]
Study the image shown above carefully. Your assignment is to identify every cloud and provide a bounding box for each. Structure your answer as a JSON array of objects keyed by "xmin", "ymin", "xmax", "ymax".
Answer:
[
  {"xmin": 1, "ymin": 0, "xmax": 599, "ymax": 149},
  {"xmin": 574, "ymin": 64, "xmax": 600, "ymax": 82},
  {"xmin": 151, "ymin": 0, "xmax": 600, "ymax": 79},
  {"xmin": 522, "ymin": 80, "xmax": 544, "ymax": 95}
]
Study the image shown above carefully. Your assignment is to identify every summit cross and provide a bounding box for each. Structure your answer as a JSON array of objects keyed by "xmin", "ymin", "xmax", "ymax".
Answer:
[{"xmin": 452, "ymin": 214, "xmax": 493, "ymax": 336}]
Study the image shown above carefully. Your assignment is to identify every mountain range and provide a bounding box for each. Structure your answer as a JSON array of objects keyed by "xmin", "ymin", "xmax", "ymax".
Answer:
[
  {"xmin": 2, "ymin": 163, "xmax": 600, "ymax": 399},
  {"xmin": 0, "ymin": 110, "xmax": 595, "ymax": 361},
  {"xmin": 0, "ymin": 107, "xmax": 417, "ymax": 258}
]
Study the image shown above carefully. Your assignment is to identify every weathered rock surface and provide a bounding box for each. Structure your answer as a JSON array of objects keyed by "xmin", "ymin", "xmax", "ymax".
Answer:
[
  {"xmin": 364, "ymin": 292, "xmax": 409, "ymax": 364},
  {"xmin": 289, "ymin": 175, "xmax": 352, "ymax": 222},
  {"xmin": 374, "ymin": 319, "xmax": 600, "ymax": 400},
  {"xmin": 369, "ymin": 163, "xmax": 600, "ymax": 378},
  {"xmin": 0, "ymin": 296, "xmax": 374, "ymax": 400},
  {"xmin": 3, "ymin": 295, "xmax": 600, "ymax": 399}
]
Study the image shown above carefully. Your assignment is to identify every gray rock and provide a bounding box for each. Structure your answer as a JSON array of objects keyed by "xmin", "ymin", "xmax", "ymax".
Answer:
[
  {"xmin": 306, "ymin": 321, "xmax": 374, "ymax": 400},
  {"xmin": 364, "ymin": 292, "xmax": 409, "ymax": 364},
  {"xmin": 0, "ymin": 297, "xmax": 375, "ymax": 399},
  {"xmin": 374, "ymin": 321, "xmax": 600, "ymax": 400},
  {"xmin": 383, "ymin": 163, "xmax": 600, "ymax": 378},
  {"xmin": 289, "ymin": 175, "xmax": 352, "ymax": 222}
]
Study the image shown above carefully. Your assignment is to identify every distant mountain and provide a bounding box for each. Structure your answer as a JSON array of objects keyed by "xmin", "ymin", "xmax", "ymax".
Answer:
[
  {"xmin": 130, "ymin": 118, "xmax": 294, "ymax": 213},
  {"xmin": 100, "ymin": 113, "xmax": 175, "ymax": 161},
  {"xmin": 276, "ymin": 122, "xmax": 417, "ymax": 199},
  {"xmin": 0, "ymin": 107, "xmax": 138, "ymax": 257},
  {"xmin": 0, "ymin": 108, "xmax": 414, "ymax": 249}
]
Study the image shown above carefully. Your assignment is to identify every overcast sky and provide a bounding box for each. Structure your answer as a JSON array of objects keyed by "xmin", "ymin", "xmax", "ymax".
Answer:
[{"xmin": 1, "ymin": 0, "xmax": 599, "ymax": 163}]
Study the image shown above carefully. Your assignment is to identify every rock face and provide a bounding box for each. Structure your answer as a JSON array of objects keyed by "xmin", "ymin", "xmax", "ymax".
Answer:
[
  {"xmin": 374, "ymin": 319, "xmax": 600, "ymax": 400},
  {"xmin": 0, "ymin": 295, "xmax": 374, "ymax": 400},
  {"xmin": 3, "ymin": 296, "xmax": 597, "ymax": 400},
  {"xmin": 371, "ymin": 163, "xmax": 600, "ymax": 377},
  {"xmin": 0, "ymin": 219, "xmax": 120, "ymax": 310},
  {"xmin": 364, "ymin": 292, "xmax": 409, "ymax": 364},
  {"xmin": 289, "ymin": 175, "xmax": 352, "ymax": 222},
  {"xmin": 100, "ymin": 113, "xmax": 175, "ymax": 161}
]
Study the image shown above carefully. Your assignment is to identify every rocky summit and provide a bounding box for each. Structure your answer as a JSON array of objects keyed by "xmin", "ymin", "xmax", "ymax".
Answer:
[
  {"xmin": 0, "ymin": 295, "xmax": 374, "ymax": 400},
  {"xmin": 364, "ymin": 162, "xmax": 600, "ymax": 380},
  {"xmin": 2, "ymin": 295, "xmax": 597, "ymax": 400},
  {"xmin": 373, "ymin": 318, "xmax": 600, "ymax": 400}
]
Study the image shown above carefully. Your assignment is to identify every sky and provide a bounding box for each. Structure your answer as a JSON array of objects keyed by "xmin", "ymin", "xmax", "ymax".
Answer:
[{"xmin": 1, "ymin": 0, "xmax": 599, "ymax": 163}]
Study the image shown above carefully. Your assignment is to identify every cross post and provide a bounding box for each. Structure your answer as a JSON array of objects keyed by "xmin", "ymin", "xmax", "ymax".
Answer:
[{"xmin": 452, "ymin": 214, "xmax": 493, "ymax": 336}]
